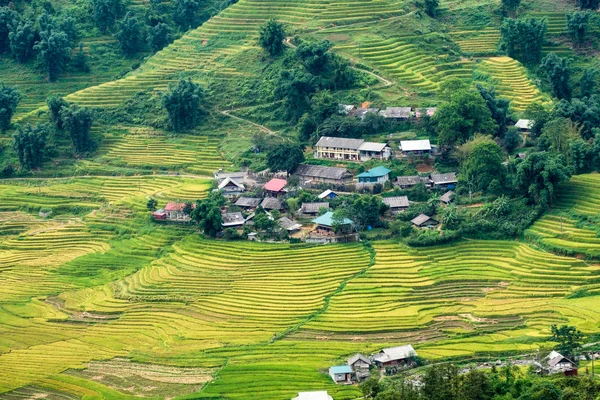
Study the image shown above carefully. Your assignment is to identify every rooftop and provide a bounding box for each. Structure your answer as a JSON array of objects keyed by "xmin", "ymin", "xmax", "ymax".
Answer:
[
  {"xmin": 218, "ymin": 177, "xmax": 245, "ymax": 190},
  {"xmin": 164, "ymin": 202, "xmax": 188, "ymax": 212},
  {"xmin": 295, "ymin": 164, "xmax": 352, "ymax": 180},
  {"xmin": 318, "ymin": 189, "xmax": 336, "ymax": 199},
  {"xmin": 373, "ymin": 345, "xmax": 418, "ymax": 363},
  {"xmin": 396, "ymin": 175, "xmax": 430, "ymax": 186},
  {"xmin": 278, "ymin": 217, "xmax": 302, "ymax": 231},
  {"xmin": 222, "ymin": 212, "xmax": 245, "ymax": 227},
  {"xmin": 440, "ymin": 191, "xmax": 454, "ymax": 203},
  {"xmin": 357, "ymin": 166, "xmax": 391, "ymax": 178},
  {"xmin": 430, "ymin": 172, "xmax": 457, "ymax": 184},
  {"xmin": 411, "ymin": 214, "xmax": 432, "ymax": 226},
  {"xmin": 400, "ymin": 139, "xmax": 432, "ymax": 152},
  {"xmin": 515, "ymin": 119, "xmax": 534, "ymax": 129},
  {"xmin": 329, "ymin": 365, "xmax": 352, "ymax": 374},
  {"xmin": 264, "ymin": 178, "xmax": 287, "ymax": 192},
  {"xmin": 261, "ymin": 197, "xmax": 282, "ymax": 210},
  {"xmin": 312, "ymin": 211, "xmax": 353, "ymax": 227},
  {"xmin": 348, "ymin": 353, "xmax": 371, "ymax": 366},
  {"xmin": 358, "ymin": 142, "xmax": 388, "ymax": 152},
  {"xmin": 301, "ymin": 202, "xmax": 330, "ymax": 214},
  {"xmin": 235, "ymin": 197, "xmax": 261, "ymax": 208},
  {"xmin": 382, "ymin": 196, "xmax": 409, "ymax": 208},
  {"xmin": 315, "ymin": 136, "xmax": 365, "ymax": 150},
  {"xmin": 383, "ymin": 107, "xmax": 412, "ymax": 118}
]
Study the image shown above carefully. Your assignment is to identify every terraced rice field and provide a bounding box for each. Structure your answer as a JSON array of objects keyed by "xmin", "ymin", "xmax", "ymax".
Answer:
[
  {"xmin": 475, "ymin": 57, "xmax": 550, "ymax": 111},
  {"xmin": 452, "ymin": 28, "xmax": 500, "ymax": 55}
]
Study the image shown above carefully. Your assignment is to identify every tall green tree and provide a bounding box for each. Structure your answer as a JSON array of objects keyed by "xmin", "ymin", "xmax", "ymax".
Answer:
[
  {"xmin": 459, "ymin": 135, "xmax": 506, "ymax": 192},
  {"xmin": 540, "ymin": 117, "xmax": 579, "ymax": 156},
  {"xmin": 501, "ymin": 0, "xmax": 521, "ymax": 17},
  {"xmin": 434, "ymin": 88, "xmax": 497, "ymax": 149},
  {"xmin": 275, "ymin": 69, "xmax": 317, "ymax": 121},
  {"xmin": 579, "ymin": 68, "xmax": 597, "ymax": 97},
  {"xmin": 578, "ymin": 0, "xmax": 599, "ymax": 10},
  {"xmin": 477, "ymin": 85, "xmax": 510, "ymax": 137},
  {"xmin": 9, "ymin": 20, "xmax": 36, "ymax": 62},
  {"xmin": 173, "ymin": 0, "xmax": 202, "ymax": 29},
  {"xmin": 34, "ymin": 28, "xmax": 71, "ymax": 81},
  {"xmin": 191, "ymin": 191, "xmax": 225, "ymax": 237},
  {"xmin": 0, "ymin": 7, "xmax": 19, "ymax": 54},
  {"xmin": 515, "ymin": 151, "xmax": 572, "ymax": 207},
  {"xmin": 539, "ymin": 53, "xmax": 571, "ymax": 100},
  {"xmin": 258, "ymin": 18, "xmax": 286, "ymax": 57},
  {"xmin": 551, "ymin": 324, "xmax": 583, "ymax": 362},
  {"xmin": 116, "ymin": 12, "xmax": 144, "ymax": 56},
  {"xmin": 46, "ymin": 95, "xmax": 68, "ymax": 129},
  {"xmin": 424, "ymin": 0, "xmax": 439, "ymax": 17},
  {"xmin": 161, "ymin": 78, "xmax": 204, "ymax": 131},
  {"xmin": 92, "ymin": 0, "xmax": 124, "ymax": 32},
  {"xmin": 266, "ymin": 142, "xmax": 304, "ymax": 175},
  {"xmin": 499, "ymin": 18, "xmax": 547, "ymax": 65},
  {"xmin": 148, "ymin": 22, "xmax": 171, "ymax": 52},
  {"xmin": 60, "ymin": 106, "xmax": 94, "ymax": 152},
  {"xmin": 12, "ymin": 124, "xmax": 48, "ymax": 170},
  {"xmin": 566, "ymin": 11, "xmax": 591, "ymax": 46},
  {"xmin": 0, "ymin": 83, "xmax": 21, "ymax": 132}
]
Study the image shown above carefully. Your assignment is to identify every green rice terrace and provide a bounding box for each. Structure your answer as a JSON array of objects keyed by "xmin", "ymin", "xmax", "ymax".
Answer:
[{"xmin": 1, "ymin": 0, "xmax": 600, "ymax": 398}]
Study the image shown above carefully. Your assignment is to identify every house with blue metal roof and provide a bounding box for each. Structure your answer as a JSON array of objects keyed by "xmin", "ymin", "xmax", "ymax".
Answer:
[
  {"xmin": 329, "ymin": 365, "xmax": 352, "ymax": 383},
  {"xmin": 357, "ymin": 166, "xmax": 391, "ymax": 187},
  {"xmin": 312, "ymin": 212, "xmax": 353, "ymax": 230}
]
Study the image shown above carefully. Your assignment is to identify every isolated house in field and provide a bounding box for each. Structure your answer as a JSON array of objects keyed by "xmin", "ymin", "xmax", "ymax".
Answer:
[
  {"xmin": 329, "ymin": 365, "xmax": 352, "ymax": 384},
  {"xmin": 261, "ymin": 197, "xmax": 283, "ymax": 211},
  {"xmin": 515, "ymin": 119, "xmax": 534, "ymax": 133},
  {"xmin": 264, "ymin": 178, "xmax": 287, "ymax": 197},
  {"xmin": 349, "ymin": 107, "xmax": 380, "ymax": 120},
  {"xmin": 163, "ymin": 202, "xmax": 193, "ymax": 221},
  {"xmin": 382, "ymin": 107, "xmax": 412, "ymax": 120},
  {"xmin": 295, "ymin": 164, "xmax": 353, "ymax": 185},
  {"xmin": 222, "ymin": 212, "xmax": 245, "ymax": 228},
  {"xmin": 382, "ymin": 196, "xmax": 409, "ymax": 214},
  {"xmin": 235, "ymin": 197, "xmax": 261, "ymax": 209},
  {"xmin": 411, "ymin": 214, "xmax": 438, "ymax": 228},
  {"xmin": 399, "ymin": 139, "xmax": 432, "ymax": 156},
  {"xmin": 357, "ymin": 166, "xmax": 391, "ymax": 186},
  {"xmin": 292, "ymin": 391, "xmax": 333, "ymax": 400},
  {"xmin": 348, "ymin": 353, "xmax": 371, "ymax": 381},
  {"xmin": 318, "ymin": 189, "xmax": 338, "ymax": 200},
  {"xmin": 300, "ymin": 202, "xmax": 330, "ymax": 216},
  {"xmin": 218, "ymin": 176, "xmax": 245, "ymax": 195},
  {"xmin": 278, "ymin": 217, "xmax": 302, "ymax": 233},
  {"xmin": 372, "ymin": 345, "xmax": 418, "ymax": 368},
  {"xmin": 429, "ymin": 172, "xmax": 457, "ymax": 189},
  {"xmin": 440, "ymin": 190, "xmax": 454, "ymax": 204},
  {"xmin": 415, "ymin": 107, "xmax": 437, "ymax": 118},
  {"xmin": 315, "ymin": 137, "xmax": 365, "ymax": 161},
  {"xmin": 395, "ymin": 175, "xmax": 431, "ymax": 189}
]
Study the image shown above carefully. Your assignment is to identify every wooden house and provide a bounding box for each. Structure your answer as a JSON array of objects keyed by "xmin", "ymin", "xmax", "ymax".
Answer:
[
  {"xmin": 515, "ymin": 119, "xmax": 534, "ymax": 132},
  {"xmin": 372, "ymin": 345, "xmax": 418, "ymax": 368},
  {"xmin": 300, "ymin": 202, "xmax": 330, "ymax": 216},
  {"xmin": 348, "ymin": 353, "xmax": 371, "ymax": 381},
  {"xmin": 264, "ymin": 178, "xmax": 287, "ymax": 197},
  {"xmin": 218, "ymin": 177, "xmax": 245, "ymax": 195},
  {"xmin": 399, "ymin": 139, "xmax": 432, "ymax": 156},
  {"xmin": 278, "ymin": 217, "xmax": 302, "ymax": 233},
  {"xmin": 382, "ymin": 107, "xmax": 412, "ymax": 120},
  {"xmin": 411, "ymin": 214, "xmax": 438, "ymax": 228},
  {"xmin": 348, "ymin": 107, "xmax": 380, "ymax": 120},
  {"xmin": 357, "ymin": 166, "xmax": 391, "ymax": 187},
  {"xmin": 163, "ymin": 202, "xmax": 193, "ymax": 221},
  {"xmin": 429, "ymin": 172, "xmax": 457, "ymax": 189},
  {"xmin": 544, "ymin": 351, "xmax": 578, "ymax": 376},
  {"xmin": 295, "ymin": 164, "xmax": 353, "ymax": 185},
  {"xmin": 222, "ymin": 212, "xmax": 245, "ymax": 228},
  {"xmin": 235, "ymin": 197, "xmax": 261, "ymax": 209},
  {"xmin": 329, "ymin": 365, "xmax": 352, "ymax": 384},
  {"xmin": 382, "ymin": 196, "xmax": 409, "ymax": 214},
  {"xmin": 261, "ymin": 197, "xmax": 282, "ymax": 211},
  {"xmin": 318, "ymin": 189, "xmax": 338, "ymax": 199},
  {"xmin": 395, "ymin": 175, "xmax": 431, "ymax": 189},
  {"xmin": 440, "ymin": 191, "xmax": 454, "ymax": 204}
]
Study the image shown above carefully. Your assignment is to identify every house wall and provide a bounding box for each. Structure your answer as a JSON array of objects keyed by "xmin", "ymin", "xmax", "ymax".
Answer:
[
  {"xmin": 297, "ymin": 175, "xmax": 352, "ymax": 185},
  {"xmin": 316, "ymin": 146, "xmax": 360, "ymax": 161}
]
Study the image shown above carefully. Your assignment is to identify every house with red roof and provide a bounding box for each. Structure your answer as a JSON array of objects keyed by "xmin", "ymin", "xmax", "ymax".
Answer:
[
  {"xmin": 263, "ymin": 178, "xmax": 287, "ymax": 197},
  {"xmin": 159, "ymin": 202, "xmax": 194, "ymax": 221}
]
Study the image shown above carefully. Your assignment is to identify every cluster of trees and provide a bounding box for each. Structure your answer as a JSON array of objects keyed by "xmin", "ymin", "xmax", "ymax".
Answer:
[
  {"xmin": 499, "ymin": 18, "xmax": 547, "ymax": 65},
  {"xmin": 360, "ymin": 362, "xmax": 600, "ymax": 400},
  {"xmin": 161, "ymin": 78, "xmax": 204, "ymax": 131},
  {"xmin": 0, "ymin": 9, "xmax": 81, "ymax": 80},
  {"xmin": 191, "ymin": 191, "xmax": 226, "ymax": 237},
  {"xmin": 0, "ymin": 83, "xmax": 21, "ymax": 132}
]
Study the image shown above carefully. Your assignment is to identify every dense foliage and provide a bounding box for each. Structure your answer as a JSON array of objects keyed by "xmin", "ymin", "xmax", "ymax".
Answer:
[
  {"xmin": 161, "ymin": 78, "xmax": 204, "ymax": 131},
  {"xmin": 258, "ymin": 18, "xmax": 286, "ymax": 56},
  {"xmin": 12, "ymin": 124, "xmax": 48, "ymax": 170},
  {"xmin": 0, "ymin": 83, "xmax": 21, "ymax": 132},
  {"xmin": 499, "ymin": 18, "xmax": 546, "ymax": 65}
]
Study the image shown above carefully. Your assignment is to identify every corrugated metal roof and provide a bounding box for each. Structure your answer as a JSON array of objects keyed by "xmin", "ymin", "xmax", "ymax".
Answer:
[
  {"xmin": 411, "ymin": 214, "xmax": 431, "ymax": 226},
  {"xmin": 264, "ymin": 178, "xmax": 287, "ymax": 192},
  {"xmin": 382, "ymin": 196, "xmax": 409, "ymax": 208},
  {"xmin": 400, "ymin": 139, "xmax": 431, "ymax": 152},
  {"xmin": 383, "ymin": 107, "xmax": 412, "ymax": 118},
  {"xmin": 357, "ymin": 166, "xmax": 391, "ymax": 178},
  {"xmin": 315, "ymin": 136, "xmax": 365, "ymax": 150},
  {"xmin": 312, "ymin": 211, "xmax": 353, "ymax": 227},
  {"xmin": 260, "ymin": 197, "xmax": 282, "ymax": 210},
  {"xmin": 430, "ymin": 172, "xmax": 457, "ymax": 184},
  {"xmin": 329, "ymin": 365, "xmax": 352, "ymax": 374},
  {"xmin": 359, "ymin": 142, "xmax": 388, "ymax": 152},
  {"xmin": 301, "ymin": 202, "xmax": 330, "ymax": 214},
  {"xmin": 515, "ymin": 119, "xmax": 533, "ymax": 129},
  {"xmin": 373, "ymin": 345, "xmax": 417, "ymax": 363},
  {"xmin": 440, "ymin": 191, "xmax": 454, "ymax": 203},
  {"xmin": 222, "ymin": 212, "xmax": 245, "ymax": 227},
  {"xmin": 235, "ymin": 197, "xmax": 261, "ymax": 207},
  {"xmin": 295, "ymin": 164, "xmax": 352, "ymax": 180}
]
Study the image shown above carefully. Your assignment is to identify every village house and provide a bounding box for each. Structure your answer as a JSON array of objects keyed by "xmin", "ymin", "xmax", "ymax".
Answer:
[
  {"xmin": 318, "ymin": 189, "xmax": 338, "ymax": 199},
  {"xmin": 440, "ymin": 190, "xmax": 454, "ymax": 204},
  {"xmin": 218, "ymin": 176, "xmax": 245, "ymax": 195},
  {"xmin": 382, "ymin": 196, "xmax": 410, "ymax": 214},
  {"xmin": 264, "ymin": 178, "xmax": 287, "ymax": 197},
  {"xmin": 339, "ymin": 104, "xmax": 356, "ymax": 114},
  {"xmin": 515, "ymin": 119, "xmax": 534, "ymax": 133},
  {"xmin": 222, "ymin": 212, "xmax": 245, "ymax": 228},
  {"xmin": 542, "ymin": 351, "xmax": 578, "ymax": 376},
  {"xmin": 430, "ymin": 172, "xmax": 457, "ymax": 189},
  {"xmin": 349, "ymin": 107, "xmax": 380, "ymax": 120},
  {"xmin": 411, "ymin": 214, "xmax": 438, "ymax": 228},
  {"xmin": 372, "ymin": 345, "xmax": 418, "ymax": 368},
  {"xmin": 357, "ymin": 166, "xmax": 391, "ymax": 187},
  {"xmin": 261, "ymin": 197, "xmax": 283, "ymax": 211},
  {"xmin": 348, "ymin": 353, "xmax": 371, "ymax": 381},
  {"xmin": 235, "ymin": 197, "xmax": 261, "ymax": 209},
  {"xmin": 295, "ymin": 164, "xmax": 353, "ymax": 185},
  {"xmin": 399, "ymin": 139, "xmax": 432, "ymax": 156},
  {"xmin": 329, "ymin": 365, "xmax": 352, "ymax": 384},
  {"xmin": 300, "ymin": 202, "xmax": 330, "ymax": 216},
  {"xmin": 292, "ymin": 391, "xmax": 333, "ymax": 400},
  {"xmin": 153, "ymin": 202, "xmax": 193, "ymax": 221},
  {"xmin": 312, "ymin": 211, "xmax": 354, "ymax": 234},
  {"xmin": 395, "ymin": 175, "xmax": 431, "ymax": 189},
  {"xmin": 214, "ymin": 171, "xmax": 246, "ymax": 184},
  {"xmin": 314, "ymin": 137, "xmax": 390, "ymax": 162},
  {"xmin": 382, "ymin": 107, "xmax": 412, "ymax": 121},
  {"xmin": 278, "ymin": 217, "xmax": 302, "ymax": 233},
  {"xmin": 415, "ymin": 107, "xmax": 437, "ymax": 118}
]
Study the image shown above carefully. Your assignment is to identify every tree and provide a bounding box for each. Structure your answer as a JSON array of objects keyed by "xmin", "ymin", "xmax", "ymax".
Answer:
[
  {"xmin": 567, "ymin": 11, "xmax": 591, "ymax": 46},
  {"xmin": 266, "ymin": 142, "xmax": 304, "ymax": 175},
  {"xmin": 477, "ymin": 85, "xmax": 511, "ymax": 137},
  {"xmin": 579, "ymin": 68, "xmax": 597, "ymax": 97},
  {"xmin": 553, "ymin": 96, "xmax": 600, "ymax": 140},
  {"xmin": 515, "ymin": 151, "xmax": 572, "ymax": 207},
  {"xmin": 34, "ymin": 28, "xmax": 71, "ymax": 81},
  {"xmin": 551, "ymin": 324, "xmax": 583, "ymax": 361},
  {"xmin": 0, "ymin": 83, "xmax": 21, "ymax": 132},
  {"xmin": 183, "ymin": 201, "xmax": 194, "ymax": 216},
  {"xmin": 0, "ymin": 7, "xmax": 19, "ymax": 54},
  {"xmin": 310, "ymin": 90, "xmax": 338, "ymax": 122},
  {"xmin": 92, "ymin": 0, "xmax": 123, "ymax": 32},
  {"xmin": 524, "ymin": 103, "xmax": 550, "ymax": 138},
  {"xmin": 258, "ymin": 18, "xmax": 286, "ymax": 56},
  {"xmin": 360, "ymin": 376, "xmax": 382, "ymax": 399},
  {"xmin": 539, "ymin": 53, "xmax": 571, "ymax": 100},
  {"xmin": 60, "ymin": 106, "xmax": 94, "ymax": 152},
  {"xmin": 9, "ymin": 20, "xmax": 36, "ymax": 62},
  {"xmin": 254, "ymin": 212, "xmax": 276, "ymax": 233},
  {"xmin": 521, "ymin": 380, "xmax": 561, "ymax": 400},
  {"xmin": 73, "ymin": 43, "xmax": 90, "ymax": 73},
  {"xmin": 350, "ymin": 195, "xmax": 388, "ymax": 230},
  {"xmin": 191, "ymin": 191, "xmax": 225, "ymax": 237},
  {"xmin": 146, "ymin": 198, "xmax": 158, "ymax": 211},
  {"xmin": 424, "ymin": 0, "xmax": 439, "ymax": 17},
  {"xmin": 501, "ymin": 0, "xmax": 521, "ymax": 17},
  {"xmin": 12, "ymin": 124, "xmax": 48, "ymax": 170},
  {"xmin": 578, "ymin": 0, "xmax": 599, "ymax": 10},
  {"xmin": 161, "ymin": 78, "xmax": 203, "ymax": 131},
  {"xmin": 504, "ymin": 127, "xmax": 521, "ymax": 152},
  {"xmin": 148, "ymin": 22, "xmax": 171, "ymax": 52},
  {"xmin": 434, "ymin": 89, "xmax": 497, "ymax": 149},
  {"xmin": 540, "ymin": 118, "xmax": 579, "ymax": 156},
  {"xmin": 499, "ymin": 18, "xmax": 547, "ymax": 65},
  {"xmin": 460, "ymin": 135, "xmax": 506, "ymax": 192},
  {"xmin": 173, "ymin": 0, "xmax": 202, "ymax": 29},
  {"xmin": 275, "ymin": 69, "xmax": 317, "ymax": 121},
  {"xmin": 116, "ymin": 12, "xmax": 144, "ymax": 56},
  {"xmin": 46, "ymin": 95, "xmax": 68, "ymax": 129}
]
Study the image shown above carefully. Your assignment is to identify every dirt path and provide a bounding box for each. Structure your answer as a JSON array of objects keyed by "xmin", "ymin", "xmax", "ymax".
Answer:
[{"xmin": 220, "ymin": 109, "xmax": 276, "ymax": 135}]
